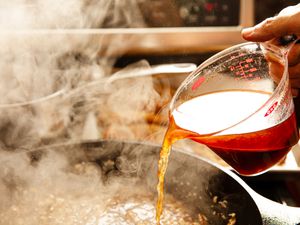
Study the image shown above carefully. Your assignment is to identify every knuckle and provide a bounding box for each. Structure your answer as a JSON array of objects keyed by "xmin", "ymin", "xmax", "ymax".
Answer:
[
  {"xmin": 256, "ymin": 17, "xmax": 277, "ymax": 36},
  {"xmin": 263, "ymin": 17, "xmax": 275, "ymax": 30},
  {"xmin": 264, "ymin": 17, "xmax": 275, "ymax": 25}
]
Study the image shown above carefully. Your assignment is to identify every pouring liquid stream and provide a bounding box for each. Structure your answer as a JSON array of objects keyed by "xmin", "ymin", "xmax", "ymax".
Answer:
[{"xmin": 156, "ymin": 89, "xmax": 299, "ymax": 224}]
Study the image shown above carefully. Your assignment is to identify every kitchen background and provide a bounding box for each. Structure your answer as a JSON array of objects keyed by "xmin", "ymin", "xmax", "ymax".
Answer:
[{"xmin": 0, "ymin": 0, "xmax": 299, "ymax": 208}]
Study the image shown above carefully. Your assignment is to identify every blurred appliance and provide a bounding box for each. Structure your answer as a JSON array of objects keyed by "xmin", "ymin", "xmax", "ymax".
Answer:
[
  {"xmin": 99, "ymin": 0, "xmax": 299, "ymax": 60},
  {"xmin": 99, "ymin": 0, "xmax": 254, "ymax": 55}
]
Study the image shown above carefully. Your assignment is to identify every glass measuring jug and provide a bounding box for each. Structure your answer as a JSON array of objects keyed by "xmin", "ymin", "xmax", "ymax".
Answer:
[{"xmin": 166, "ymin": 41, "xmax": 299, "ymax": 176}]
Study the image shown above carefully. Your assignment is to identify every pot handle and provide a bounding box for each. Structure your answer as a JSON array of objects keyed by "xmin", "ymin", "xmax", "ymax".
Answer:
[
  {"xmin": 229, "ymin": 170, "xmax": 300, "ymax": 225},
  {"xmin": 250, "ymin": 190, "xmax": 300, "ymax": 225},
  {"xmin": 107, "ymin": 63, "xmax": 197, "ymax": 83}
]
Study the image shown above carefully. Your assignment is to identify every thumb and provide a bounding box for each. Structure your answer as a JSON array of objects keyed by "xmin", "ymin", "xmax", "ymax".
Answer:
[{"xmin": 242, "ymin": 4, "xmax": 300, "ymax": 42}]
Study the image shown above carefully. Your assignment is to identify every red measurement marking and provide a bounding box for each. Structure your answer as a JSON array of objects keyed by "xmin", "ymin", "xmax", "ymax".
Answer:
[
  {"xmin": 229, "ymin": 57, "xmax": 257, "ymax": 78},
  {"xmin": 249, "ymin": 68, "xmax": 257, "ymax": 72},
  {"xmin": 264, "ymin": 101, "xmax": 278, "ymax": 117},
  {"xmin": 192, "ymin": 77, "xmax": 205, "ymax": 91}
]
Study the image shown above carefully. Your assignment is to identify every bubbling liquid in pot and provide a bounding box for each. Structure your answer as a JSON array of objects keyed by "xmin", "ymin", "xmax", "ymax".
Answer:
[
  {"xmin": 100, "ymin": 193, "xmax": 206, "ymax": 225},
  {"xmin": 0, "ymin": 160, "xmax": 206, "ymax": 225},
  {"xmin": 156, "ymin": 90, "xmax": 299, "ymax": 223}
]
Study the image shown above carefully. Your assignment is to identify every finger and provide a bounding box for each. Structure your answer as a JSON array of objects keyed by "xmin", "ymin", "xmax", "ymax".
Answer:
[
  {"xmin": 288, "ymin": 44, "xmax": 300, "ymax": 66},
  {"xmin": 268, "ymin": 63, "xmax": 300, "ymax": 97},
  {"xmin": 288, "ymin": 64, "xmax": 300, "ymax": 97},
  {"xmin": 264, "ymin": 61, "xmax": 300, "ymax": 97},
  {"xmin": 268, "ymin": 61, "xmax": 284, "ymax": 84},
  {"xmin": 264, "ymin": 52, "xmax": 300, "ymax": 80},
  {"xmin": 290, "ymin": 77, "xmax": 300, "ymax": 89},
  {"xmin": 242, "ymin": 4, "xmax": 300, "ymax": 42},
  {"xmin": 268, "ymin": 63, "xmax": 300, "ymax": 88},
  {"xmin": 288, "ymin": 63, "xmax": 300, "ymax": 80},
  {"xmin": 242, "ymin": 18, "xmax": 277, "ymax": 42}
]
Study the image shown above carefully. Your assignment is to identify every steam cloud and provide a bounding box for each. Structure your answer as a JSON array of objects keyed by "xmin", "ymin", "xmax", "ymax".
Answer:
[
  {"xmin": 0, "ymin": 145, "xmax": 151, "ymax": 225},
  {"xmin": 0, "ymin": 2, "xmax": 239, "ymax": 224},
  {"xmin": 0, "ymin": 1, "xmax": 177, "ymax": 224},
  {"xmin": 0, "ymin": 0, "xmax": 171, "ymax": 150}
]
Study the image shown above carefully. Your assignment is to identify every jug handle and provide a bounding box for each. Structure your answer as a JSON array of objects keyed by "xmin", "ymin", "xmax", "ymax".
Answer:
[
  {"xmin": 260, "ymin": 34, "xmax": 299, "ymax": 59},
  {"xmin": 259, "ymin": 35, "xmax": 299, "ymax": 98},
  {"xmin": 278, "ymin": 34, "xmax": 298, "ymax": 46}
]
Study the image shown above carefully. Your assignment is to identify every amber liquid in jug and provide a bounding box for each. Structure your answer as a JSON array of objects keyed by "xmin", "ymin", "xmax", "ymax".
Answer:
[{"xmin": 156, "ymin": 89, "xmax": 299, "ymax": 224}]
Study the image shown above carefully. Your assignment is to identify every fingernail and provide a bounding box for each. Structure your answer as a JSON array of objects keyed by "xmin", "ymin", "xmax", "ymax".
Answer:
[{"xmin": 242, "ymin": 27, "xmax": 254, "ymax": 38}]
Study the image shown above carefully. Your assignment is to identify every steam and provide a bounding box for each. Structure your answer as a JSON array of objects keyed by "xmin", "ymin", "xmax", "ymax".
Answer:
[
  {"xmin": 0, "ymin": 1, "xmax": 176, "ymax": 224},
  {"xmin": 0, "ymin": 32, "xmax": 170, "ymax": 149},
  {"xmin": 0, "ymin": 147, "xmax": 141, "ymax": 225},
  {"xmin": 0, "ymin": 143, "xmax": 206, "ymax": 225},
  {"xmin": 0, "ymin": 0, "xmax": 172, "ymax": 151}
]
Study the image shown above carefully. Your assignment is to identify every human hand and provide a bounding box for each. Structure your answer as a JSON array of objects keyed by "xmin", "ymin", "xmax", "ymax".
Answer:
[{"xmin": 242, "ymin": 4, "xmax": 300, "ymax": 96}]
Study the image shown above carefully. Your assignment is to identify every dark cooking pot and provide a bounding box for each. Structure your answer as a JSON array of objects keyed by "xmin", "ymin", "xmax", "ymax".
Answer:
[{"xmin": 29, "ymin": 140, "xmax": 300, "ymax": 224}]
